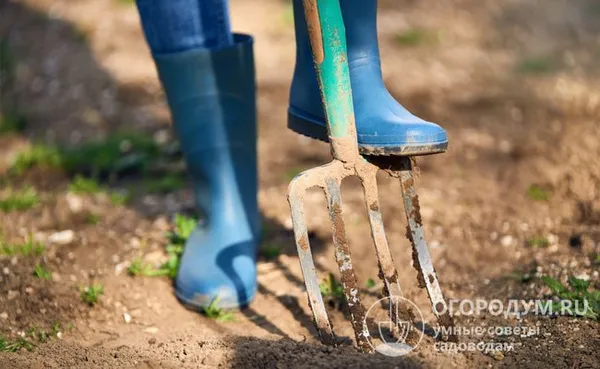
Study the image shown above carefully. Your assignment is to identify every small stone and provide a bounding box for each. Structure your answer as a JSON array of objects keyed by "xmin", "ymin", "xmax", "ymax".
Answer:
[
  {"xmin": 144, "ymin": 327, "xmax": 159, "ymax": 334},
  {"xmin": 48, "ymin": 230, "xmax": 75, "ymax": 245},
  {"xmin": 501, "ymin": 235, "xmax": 514, "ymax": 247},
  {"xmin": 489, "ymin": 351, "xmax": 504, "ymax": 361},
  {"xmin": 575, "ymin": 273, "xmax": 590, "ymax": 281},
  {"xmin": 8, "ymin": 290, "xmax": 19, "ymax": 300},
  {"xmin": 148, "ymin": 337, "xmax": 157, "ymax": 345},
  {"xmin": 56, "ymin": 332, "xmax": 63, "ymax": 339},
  {"xmin": 0, "ymin": 312, "xmax": 8, "ymax": 320},
  {"xmin": 65, "ymin": 194, "xmax": 83, "ymax": 213},
  {"xmin": 2, "ymin": 267, "xmax": 9, "ymax": 275},
  {"xmin": 123, "ymin": 313, "xmax": 132, "ymax": 323},
  {"xmin": 25, "ymin": 287, "xmax": 34, "ymax": 295}
]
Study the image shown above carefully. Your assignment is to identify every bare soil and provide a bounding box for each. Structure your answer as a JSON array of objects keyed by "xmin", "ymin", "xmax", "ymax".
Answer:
[{"xmin": 1, "ymin": 0, "xmax": 599, "ymax": 368}]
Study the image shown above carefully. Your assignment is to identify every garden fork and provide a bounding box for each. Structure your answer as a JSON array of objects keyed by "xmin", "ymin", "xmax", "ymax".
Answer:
[{"xmin": 287, "ymin": 0, "xmax": 455, "ymax": 353}]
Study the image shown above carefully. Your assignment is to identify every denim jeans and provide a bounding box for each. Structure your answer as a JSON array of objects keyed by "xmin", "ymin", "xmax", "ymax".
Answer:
[{"xmin": 135, "ymin": 0, "xmax": 233, "ymax": 54}]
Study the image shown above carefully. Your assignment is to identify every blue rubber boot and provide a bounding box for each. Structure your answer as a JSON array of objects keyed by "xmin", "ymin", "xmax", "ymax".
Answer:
[
  {"xmin": 153, "ymin": 34, "xmax": 259, "ymax": 309},
  {"xmin": 289, "ymin": 0, "xmax": 448, "ymax": 156}
]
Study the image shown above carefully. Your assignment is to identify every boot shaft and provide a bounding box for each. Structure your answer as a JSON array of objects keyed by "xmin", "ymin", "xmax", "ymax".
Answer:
[{"xmin": 292, "ymin": 0, "xmax": 381, "ymax": 66}]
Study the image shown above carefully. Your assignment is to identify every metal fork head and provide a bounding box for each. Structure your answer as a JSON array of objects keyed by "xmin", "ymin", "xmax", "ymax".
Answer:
[
  {"xmin": 288, "ymin": 157, "xmax": 410, "ymax": 353},
  {"xmin": 288, "ymin": 156, "xmax": 456, "ymax": 352}
]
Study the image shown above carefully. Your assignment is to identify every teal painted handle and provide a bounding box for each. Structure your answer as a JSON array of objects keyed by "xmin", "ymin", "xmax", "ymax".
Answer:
[{"xmin": 303, "ymin": 0, "xmax": 358, "ymax": 161}]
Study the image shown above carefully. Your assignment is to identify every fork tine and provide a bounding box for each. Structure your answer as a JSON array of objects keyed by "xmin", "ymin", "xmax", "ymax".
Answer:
[
  {"xmin": 288, "ymin": 179, "xmax": 336, "ymax": 346},
  {"xmin": 324, "ymin": 177, "xmax": 372, "ymax": 353},
  {"xmin": 398, "ymin": 158, "xmax": 457, "ymax": 340},
  {"xmin": 361, "ymin": 171, "xmax": 404, "ymax": 300}
]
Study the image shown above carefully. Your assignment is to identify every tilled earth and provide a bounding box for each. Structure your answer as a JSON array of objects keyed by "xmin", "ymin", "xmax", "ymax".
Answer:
[{"xmin": 0, "ymin": 0, "xmax": 599, "ymax": 368}]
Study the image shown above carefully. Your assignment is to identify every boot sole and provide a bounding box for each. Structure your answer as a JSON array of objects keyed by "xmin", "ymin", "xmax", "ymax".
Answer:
[{"xmin": 288, "ymin": 111, "xmax": 448, "ymax": 157}]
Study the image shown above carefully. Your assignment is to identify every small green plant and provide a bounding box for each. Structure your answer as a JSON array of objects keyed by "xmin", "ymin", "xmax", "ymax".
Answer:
[
  {"xmin": 202, "ymin": 296, "xmax": 234, "ymax": 322},
  {"xmin": 80, "ymin": 283, "xmax": 104, "ymax": 306},
  {"xmin": 33, "ymin": 264, "xmax": 51, "ymax": 280},
  {"xmin": 0, "ymin": 186, "xmax": 39, "ymax": 212},
  {"xmin": 595, "ymin": 254, "xmax": 600, "ymax": 265},
  {"xmin": 0, "ymin": 336, "xmax": 34, "ymax": 352},
  {"xmin": 365, "ymin": 278, "xmax": 376, "ymax": 289},
  {"xmin": 541, "ymin": 276, "xmax": 599, "ymax": 320},
  {"xmin": 127, "ymin": 257, "xmax": 169, "ymax": 277},
  {"xmin": 507, "ymin": 270, "xmax": 535, "ymax": 283},
  {"xmin": 319, "ymin": 273, "xmax": 345, "ymax": 300},
  {"xmin": 260, "ymin": 244, "xmax": 281, "ymax": 260},
  {"xmin": 517, "ymin": 56, "xmax": 553, "ymax": 75},
  {"xmin": 61, "ymin": 132, "xmax": 160, "ymax": 178},
  {"xmin": 85, "ymin": 213, "xmax": 101, "ymax": 225},
  {"xmin": 109, "ymin": 190, "xmax": 131, "ymax": 206},
  {"xmin": 394, "ymin": 28, "xmax": 437, "ymax": 47},
  {"xmin": 0, "ymin": 237, "xmax": 45, "ymax": 257},
  {"xmin": 128, "ymin": 214, "xmax": 196, "ymax": 279},
  {"xmin": 69, "ymin": 175, "xmax": 102, "ymax": 194},
  {"xmin": 143, "ymin": 175, "xmax": 185, "ymax": 193},
  {"xmin": 527, "ymin": 236, "xmax": 549, "ymax": 248},
  {"xmin": 526, "ymin": 184, "xmax": 551, "ymax": 201},
  {"xmin": 10, "ymin": 144, "xmax": 63, "ymax": 175}
]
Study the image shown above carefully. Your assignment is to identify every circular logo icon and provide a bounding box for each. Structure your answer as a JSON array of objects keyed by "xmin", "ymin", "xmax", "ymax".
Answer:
[{"xmin": 364, "ymin": 295, "xmax": 425, "ymax": 356}]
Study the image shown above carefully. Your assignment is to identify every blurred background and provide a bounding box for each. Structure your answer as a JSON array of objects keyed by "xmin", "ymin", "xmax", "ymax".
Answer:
[{"xmin": 0, "ymin": 0, "xmax": 598, "ymax": 368}]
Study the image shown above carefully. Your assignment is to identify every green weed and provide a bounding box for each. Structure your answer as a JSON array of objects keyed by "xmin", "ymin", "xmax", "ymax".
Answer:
[
  {"xmin": 61, "ymin": 133, "xmax": 160, "ymax": 177},
  {"xmin": 85, "ymin": 213, "xmax": 101, "ymax": 225},
  {"xmin": 109, "ymin": 191, "xmax": 131, "ymax": 206},
  {"xmin": 33, "ymin": 264, "xmax": 51, "ymax": 280},
  {"xmin": 80, "ymin": 283, "xmax": 104, "ymax": 306},
  {"xmin": 365, "ymin": 278, "xmax": 376, "ymax": 289},
  {"xmin": 143, "ymin": 175, "xmax": 185, "ymax": 193},
  {"xmin": 10, "ymin": 144, "xmax": 63, "ymax": 175},
  {"xmin": 128, "ymin": 214, "xmax": 196, "ymax": 279},
  {"xmin": 526, "ymin": 184, "xmax": 551, "ymax": 201},
  {"xmin": 0, "ymin": 237, "xmax": 45, "ymax": 257},
  {"xmin": 202, "ymin": 296, "xmax": 235, "ymax": 322},
  {"xmin": 527, "ymin": 236, "xmax": 550, "ymax": 248},
  {"xmin": 319, "ymin": 273, "xmax": 345, "ymax": 304},
  {"xmin": 260, "ymin": 244, "xmax": 281, "ymax": 260},
  {"xmin": 0, "ymin": 186, "xmax": 39, "ymax": 212},
  {"xmin": 127, "ymin": 257, "xmax": 169, "ymax": 277},
  {"xmin": 542, "ymin": 276, "xmax": 599, "ymax": 320},
  {"xmin": 69, "ymin": 175, "xmax": 102, "ymax": 194},
  {"xmin": 0, "ymin": 336, "xmax": 34, "ymax": 352}
]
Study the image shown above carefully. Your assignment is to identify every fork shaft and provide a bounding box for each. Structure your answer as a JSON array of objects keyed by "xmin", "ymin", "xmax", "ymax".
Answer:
[{"xmin": 302, "ymin": 0, "xmax": 359, "ymax": 163}]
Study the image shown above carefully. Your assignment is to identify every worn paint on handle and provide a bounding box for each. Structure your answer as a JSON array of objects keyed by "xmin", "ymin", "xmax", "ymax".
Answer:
[{"xmin": 302, "ymin": 0, "xmax": 358, "ymax": 162}]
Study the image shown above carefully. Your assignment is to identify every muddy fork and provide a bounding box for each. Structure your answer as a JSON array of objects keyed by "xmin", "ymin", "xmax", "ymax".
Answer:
[{"xmin": 287, "ymin": 0, "xmax": 455, "ymax": 352}]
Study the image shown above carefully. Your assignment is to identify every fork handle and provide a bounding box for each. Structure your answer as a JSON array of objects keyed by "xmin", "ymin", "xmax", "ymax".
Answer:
[{"xmin": 302, "ymin": 0, "xmax": 359, "ymax": 163}]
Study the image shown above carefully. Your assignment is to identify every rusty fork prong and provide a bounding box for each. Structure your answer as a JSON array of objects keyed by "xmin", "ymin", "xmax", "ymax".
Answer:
[
  {"xmin": 324, "ymin": 176, "xmax": 372, "ymax": 353},
  {"xmin": 288, "ymin": 170, "xmax": 336, "ymax": 346},
  {"xmin": 399, "ymin": 158, "xmax": 456, "ymax": 340},
  {"xmin": 360, "ymin": 168, "xmax": 403, "ymax": 300}
]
